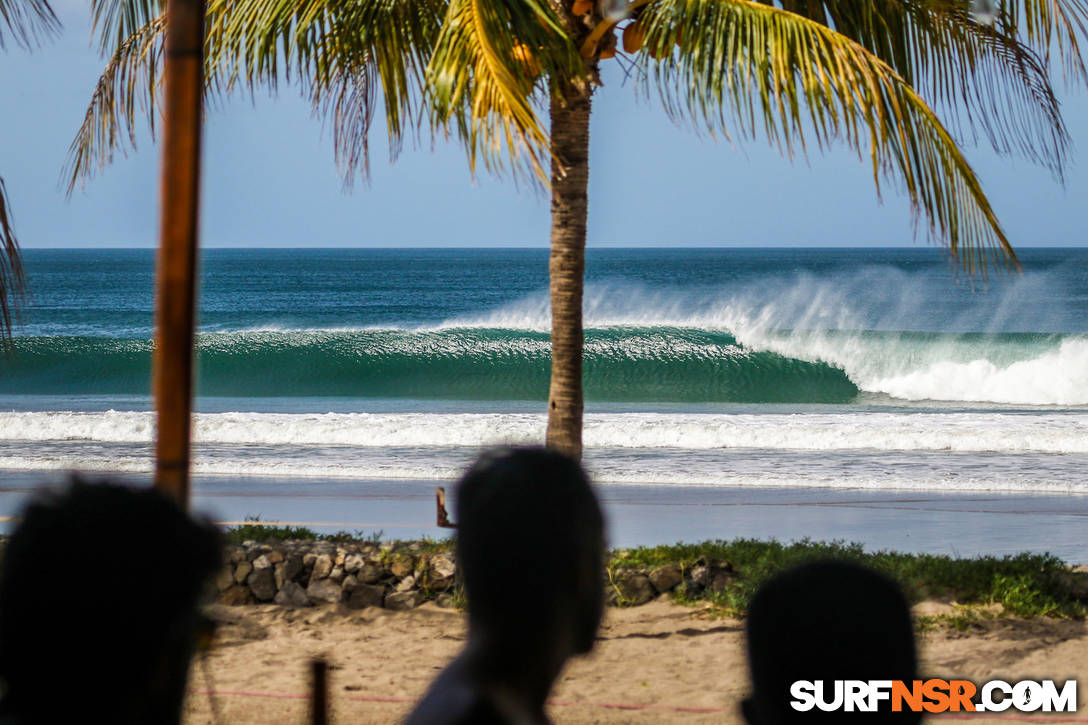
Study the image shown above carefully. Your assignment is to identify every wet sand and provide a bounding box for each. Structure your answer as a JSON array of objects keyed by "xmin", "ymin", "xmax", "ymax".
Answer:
[{"xmin": 8, "ymin": 471, "xmax": 1088, "ymax": 560}]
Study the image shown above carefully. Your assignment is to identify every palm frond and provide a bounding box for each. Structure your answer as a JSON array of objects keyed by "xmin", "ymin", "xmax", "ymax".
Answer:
[
  {"xmin": 71, "ymin": 0, "xmax": 441, "ymax": 190},
  {"xmin": 64, "ymin": 15, "xmax": 166, "ymax": 193},
  {"xmin": 426, "ymin": 0, "xmax": 584, "ymax": 182},
  {"xmin": 0, "ymin": 0, "xmax": 59, "ymax": 50},
  {"xmin": 638, "ymin": 0, "xmax": 1015, "ymax": 272},
  {"xmin": 766, "ymin": 0, "xmax": 1068, "ymax": 179},
  {"xmin": 90, "ymin": 0, "xmax": 163, "ymax": 51},
  {"xmin": 1000, "ymin": 0, "xmax": 1088, "ymax": 83},
  {"xmin": 0, "ymin": 177, "xmax": 25, "ymax": 350},
  {"xmin": 205, "ymin": 0, "xmax": 443, "ymax": 185}
]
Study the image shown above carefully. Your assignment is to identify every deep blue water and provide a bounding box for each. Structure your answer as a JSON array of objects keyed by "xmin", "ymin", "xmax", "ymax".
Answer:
[{"xmin": 2, "ymin": 247, "xmax": 1087, "ymax": 492}]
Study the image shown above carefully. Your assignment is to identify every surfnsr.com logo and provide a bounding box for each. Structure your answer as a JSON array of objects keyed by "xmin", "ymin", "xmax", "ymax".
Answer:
[{"xmin": 790, "ymin": 679, "xmax": 1077, "ymax": 713}]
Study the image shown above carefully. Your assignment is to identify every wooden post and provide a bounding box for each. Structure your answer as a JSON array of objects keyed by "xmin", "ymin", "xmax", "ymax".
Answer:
[
  {"xmin": 154, "ymin": 0, "xmax": 206, "ymax": 508},
  {"xmin": 310, "ymin": 658, "xmax": 329, "ymax": 725}
]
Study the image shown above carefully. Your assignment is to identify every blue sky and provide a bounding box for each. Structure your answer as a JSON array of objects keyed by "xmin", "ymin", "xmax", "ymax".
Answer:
[{"xmin": 2, "ymin": 2, "xmax": 1086, "ymax": 248}]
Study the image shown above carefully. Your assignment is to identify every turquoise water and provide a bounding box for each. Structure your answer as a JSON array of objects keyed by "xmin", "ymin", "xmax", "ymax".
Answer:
[{"xmin": 3, "ymin": 247, "xmax": 1088, "ymax": 492}]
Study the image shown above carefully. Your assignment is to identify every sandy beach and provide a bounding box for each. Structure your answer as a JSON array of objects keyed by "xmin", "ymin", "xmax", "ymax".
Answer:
[{"xmin": 183, "ymin": 599, "xmax": 1088, "ymax": 724}]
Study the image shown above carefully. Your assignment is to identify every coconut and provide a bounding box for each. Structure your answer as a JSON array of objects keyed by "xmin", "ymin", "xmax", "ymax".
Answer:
[
  {"xmin": 622, "ymin": 21, "xmax": 645, "ymax": 53},
  {"xmin": 572, "ymin": 0, "xmax": 594, "ymax": 15}
]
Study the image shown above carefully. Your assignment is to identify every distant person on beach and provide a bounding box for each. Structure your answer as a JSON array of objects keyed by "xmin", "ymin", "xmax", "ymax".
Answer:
[
  {"xmin": 742, "ymin": 561, "xmax": 921, "ymax": 724},
  {"xmin": 406, "ymin": 447, "xmax": 605, "ymax": 725},
  {"xmin": 0, "ymin": 478, "xmax": 222, "ymax": 725}
]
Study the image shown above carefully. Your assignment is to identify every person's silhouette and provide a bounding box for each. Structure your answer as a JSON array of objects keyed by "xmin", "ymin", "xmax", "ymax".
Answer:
[
  {"xmin": 0, "ymin": 478, "xmax": 222, "ymax": 724},
  {"xmin": 742, "ymin": 561, "xmax": 921, "ymax": 724},
  {"xmin": 407, "ymin": 447, "xmax": 605, "ymax": 725}
]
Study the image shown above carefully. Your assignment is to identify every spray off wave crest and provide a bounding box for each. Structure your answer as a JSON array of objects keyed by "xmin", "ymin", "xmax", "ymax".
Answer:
[{"xmin": 442, "ymin": 271, "xmax": 1088, "ymax": 406}]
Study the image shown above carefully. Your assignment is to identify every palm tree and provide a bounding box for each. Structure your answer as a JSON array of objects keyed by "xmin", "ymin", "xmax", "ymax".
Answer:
[
  {"xmin": 75, "ymin": 0, "xmax": 1087, "ymax": 464},
  {"xmin": 426, "ymin": 0, "xmax": 1087, "ymax": 458},
  {"xmin": 0, "ymin": 0, "xmax": 58, "ymax": 347}
]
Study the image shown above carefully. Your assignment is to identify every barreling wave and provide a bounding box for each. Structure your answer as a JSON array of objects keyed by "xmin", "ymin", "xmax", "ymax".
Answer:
[{"xmin": 0, "ymin": 329, "xmax": 858, "ymax": 403}]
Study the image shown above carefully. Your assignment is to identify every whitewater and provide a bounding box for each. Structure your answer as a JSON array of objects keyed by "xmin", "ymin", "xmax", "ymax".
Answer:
[{"xmin": 3, "ymin": 247, "xmax": 1087, "ymax": 495}]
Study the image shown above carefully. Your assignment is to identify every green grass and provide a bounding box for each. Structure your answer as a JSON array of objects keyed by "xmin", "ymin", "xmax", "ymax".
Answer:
[
  {"xmin": 609, "ymin": 538, "xmax": 1085, "ymax": 619},
  {"xmin": 218, "ymin": 529, "xmax": 1083, "ymax": 619},
  {"xmin": 222, "ymin": 517, "xmax": 387, "ymax": 545}
]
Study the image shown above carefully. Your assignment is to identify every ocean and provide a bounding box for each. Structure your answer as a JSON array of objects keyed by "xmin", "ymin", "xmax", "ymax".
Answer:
[{"xmin": 3, "ymin": 248, "xmax": 1088, "ymax": 555}]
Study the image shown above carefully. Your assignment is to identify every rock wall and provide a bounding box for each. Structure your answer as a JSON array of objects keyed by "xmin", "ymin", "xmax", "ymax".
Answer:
[
  {"xmin": 216, "ymin": 540, "xmax": 730, "ymax": 611},
  {"xmin": 216, "ymin": 540, "xmax": 458, "ymax": 610}
]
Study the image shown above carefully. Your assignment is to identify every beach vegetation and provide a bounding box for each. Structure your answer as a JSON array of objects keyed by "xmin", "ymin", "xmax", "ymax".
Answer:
[
  {"xmin": 223, "ymin": 516, "xmax": 387, "ymax": 545},
  {"xmin": 218, "ymin": 528, "xmax": 1085, "ymax": 619},
  {"xmin": 611, "ymin": 538, "xmax": 1086, "ymax": 618}
]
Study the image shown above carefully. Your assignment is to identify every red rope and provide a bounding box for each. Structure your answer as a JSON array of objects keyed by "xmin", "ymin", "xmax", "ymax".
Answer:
[
  {"xmin": 190, "ymin": 689, "xmax": 1088, "ymax": 719},
  {"xmin": 190, "ymin": 689, "xmax": 725, "ymax": 712}
]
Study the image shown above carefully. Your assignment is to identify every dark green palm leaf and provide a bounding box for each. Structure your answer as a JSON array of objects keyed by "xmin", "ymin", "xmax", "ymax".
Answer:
[
  {"xmin": 766, "ymin": 0, "xmax": 1069, "ymax": 179},
  {"xmin": 637, "ymin": 0, "xmax": 1015, "ymax": 272},
  {"xmin": 0, "ymin": 177, "xmax": 24, "ymax": 350}
]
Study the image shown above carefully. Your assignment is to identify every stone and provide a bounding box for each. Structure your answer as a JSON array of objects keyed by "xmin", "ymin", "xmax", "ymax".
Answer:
[
  {"xmin": 274, "ymin": 563, "xmax": 285, "ymax": 590},
  {"xmin": 344, "ymin": 554, "xmax": 365, "ymax": 573},
  {"xmin": 217, "ymin": 584, "xmax": 251, "ymax": 606},
  {"xmin": 329, "ymin": 567, "xmax": 344, "ymax": 583},
  {"xmin": 688, "ymin": 564, "xmax": 709, "ymax": 590},
  {"xmin": 707, "ymin": 569, "xmax": 736, "ymax": 594},
  {"xmin": 252, "ymin": 554, "xmax": 272, "ymax": 571},
  {"xmin": 390, "ymin": 554, "xmax": 415, "ymax": 578},
  {"xmin": 312, "ymin": 554, "xmax": 333, "ymax": 581},
  {"xmin": 307, "ymin": 578, "xmax": 343, "ymax": 605},
  {"xmin": 274, "ymin": 581, "xmax": 311, "ymax": 608},
  {"xmin": 380, "ymin": 541, "xmax": 394, "ymax": 552},
  {"xmin": 303, "ymin": 553, "xmax": 317, "ymax": 569},
  {"xmin": 649, "ymin": 564, "xmax": 683, "ymax": 593},
  {"xmin": 233, "ymin": 561, "xmax": 253, "ymax": 585},
  {"xmin": 426, "ymin": 552, "xmax": 456, "ymax": 591},
  {"xmin": 248, "ymin": 568, "xmax": 276, "ymax": 602},
  {"xmin": 230, "ymin": 549, "xmax": 246, "ymax": 563},
  {"xmin": 334, "ymin": 551, "xmax": 346, "ymax": 567},
  {"xmin": 384, "ymin": 591, "xmax": 422, "ymax": 611},
  {"xmin": 246, "ymin": 547, "xmax": 270, "ymax": 562},
  {"xmin": 434, "ymin": 593, "xmax": 457, "ymax": 609},
  {"xmin": 215, "ymin": 566, "xmax": 234, "ymax": 592},
  {"xmin": 341, "ymin": 575, "xmax": 358, "ymax": 592},
  {"xmin": 359, "ymin": 564, "xmax": 384, "ymax": 584},
  {"xmin": 267, "ymin": 550, "xmax": 284, "ymax": 565},
  {"xmin": 395, "ymin": 575, "xmax": 416, "ymax": 593},
  {"xmin": 686, "ymin": 558, "xmax": 734, "ymax": 596},
  {"xmin": 284, "ymin": 554, "xmax": 305, "ymax": 583},
  {"xmin": 613, "ymin": 570, "xmax": 652, "ymax": 605},
  {"xmin": 347, "ymin": 583, "xmax": 386, "ymax": 610}
]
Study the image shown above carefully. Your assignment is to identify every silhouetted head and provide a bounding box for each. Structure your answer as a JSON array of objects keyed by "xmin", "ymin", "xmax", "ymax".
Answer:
[
  {"xmin": 456, "ymin": 447, "xmax": 605, "ymax": 659},
  {"xmin": 0, "ymin": 477, "xmax": 222, "ymax": 724},
  {"xmin": 743, "ymin": 561, "xmax": 920, "ymax": 724}
]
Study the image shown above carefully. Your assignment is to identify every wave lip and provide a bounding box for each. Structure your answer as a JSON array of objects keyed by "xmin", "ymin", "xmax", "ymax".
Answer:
[{"xmin": 3, "ymin": 410, "xmax": 1087, "ymax": 454}]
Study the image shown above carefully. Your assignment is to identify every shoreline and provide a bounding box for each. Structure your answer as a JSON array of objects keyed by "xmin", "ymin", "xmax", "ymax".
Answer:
[{"xmin": 4, "ymin": 470, "xmax": 1088, "ymax": 561}]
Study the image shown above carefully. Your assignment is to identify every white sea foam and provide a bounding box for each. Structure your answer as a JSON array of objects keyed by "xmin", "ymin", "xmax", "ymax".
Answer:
[{"xmin": 2, "ymin": 410, "xmax": 1086, "ymax": 453}]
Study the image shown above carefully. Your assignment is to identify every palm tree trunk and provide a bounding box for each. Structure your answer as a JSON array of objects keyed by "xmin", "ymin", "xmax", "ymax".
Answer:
[
  {"xmin": 154, "ymin": 0, "xmax": 206, "ymax": 507},
  {"xmin": 545, "ymin": 83, "xmax": 592, "ymax": 459}
]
